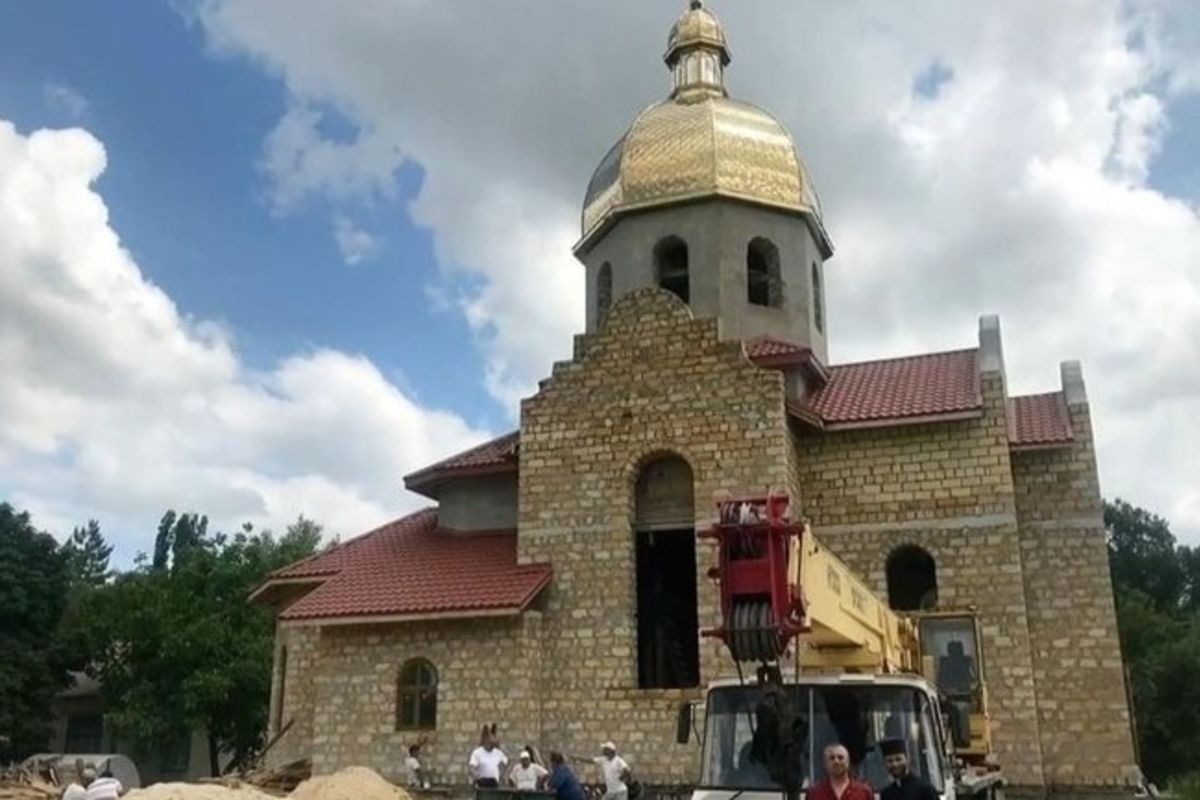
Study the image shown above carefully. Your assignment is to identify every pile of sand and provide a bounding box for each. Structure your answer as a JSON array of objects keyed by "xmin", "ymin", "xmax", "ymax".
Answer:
[
  {"xmin": 290, "ymin": 767, "xmax": 413, "ymax": 800},
  {"xmin": 124, "ymin": 783, "xmax": 277, "ymax": 800},
  {"xmin": 123, "ymin": 767, "xmax": 412, "ymax": 800}
]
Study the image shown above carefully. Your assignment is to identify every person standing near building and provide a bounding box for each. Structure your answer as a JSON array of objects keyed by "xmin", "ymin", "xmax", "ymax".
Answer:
[
  {"xmin": 880, "ymin": 740, "xmax": 937, "ymax": 800},
  {"xmin": 573, "ymin": 742, "xmax": 631, "ymax": 800},
  {"xmin": 406, "ymin": 743, "xmax": 431, "ymax": 789},
  {"xmin": 547, "ymin": 752, "xmax": 587, "ymax": 800},
  {"xmin": 510, "ymin": 750, "xmax": 549, "ymax": 791},
  {"xmin": 469, "ymin": 726, "xmax": 509, "ymax": 788},
  {"xmin": 63, "ymin": 764, "xmax": 93, "ymax": 800},
  {"xmin": 808, "ymin": 744, "xmax": 873, "ymax": 800},
  {"xmin": 84, "ymin": 764, "xmax": 123, "ymax": 800}
]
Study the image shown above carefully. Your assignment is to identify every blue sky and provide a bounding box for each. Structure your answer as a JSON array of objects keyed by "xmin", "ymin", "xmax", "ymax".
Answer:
[
  {"xmin": 0, "ymin": 2, "xmax": 496, "ymax": 427},
  {"xmin": 1, "ymin": 1, "xmax": 1198, "ymax": 559}
]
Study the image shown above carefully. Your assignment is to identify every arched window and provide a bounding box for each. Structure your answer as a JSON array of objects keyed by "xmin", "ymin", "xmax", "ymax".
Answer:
[
  {"xmin": 654, "ymin": 236, "xmax": 689, "ymax": 303},
  {"xmin": 634, "ymin": 455, "xmax": 699, "ymax": 689},
  {"xmin": 812, "ymin": 262, "xmax": 825, "ymax": 333},
  {"xmin": 747, "ymin": 238, "xmax": 781, "ymax": 307},
  {"xmin": 396, "ymin": 658, "xmax": 438, "ymax": 730},
  {"xmin": 597, "ymin": 262, "xmax": 613, "ymax": 322},
  {"xmin": 886, "ymin": 545, "xmax": 938, "ymax": 611}
]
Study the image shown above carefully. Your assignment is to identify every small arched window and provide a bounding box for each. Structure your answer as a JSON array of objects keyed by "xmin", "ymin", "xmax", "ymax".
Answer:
[
  {"xmin": 747, "ymin": 238, "xmax": 782, "ymax": 307},
  {"xmin": 812, "ymin": 262, "xmax": 825, "ymax": 333},
  {"xmin": 654, "ymin": 236, "xmax": 689, "ymax": 303},
  {"xmin": 886, "ymin": 545, "xmax": 938, "ymax": 611},
  {"xmin": 597, "ymin": 262, "xmax": 613, "ymax": 323},
  {"xmin": 396, "ymin": 658, "xmax": 438, "ymax": 730}
]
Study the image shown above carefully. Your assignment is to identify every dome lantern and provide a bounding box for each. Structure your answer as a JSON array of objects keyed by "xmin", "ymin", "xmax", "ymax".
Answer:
[{"xmin": 665, "ymin": 0, "xmax": 730, "ymax": 102}]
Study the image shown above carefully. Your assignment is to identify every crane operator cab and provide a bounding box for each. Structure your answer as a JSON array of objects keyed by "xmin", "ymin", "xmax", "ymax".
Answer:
[
  {"xmin": 688, "ymin": 675, "xmax": 952, "ymax": 800},
  {"xmin": 917, "ymin": 613, "xmax": 992, "ymax": 761}
]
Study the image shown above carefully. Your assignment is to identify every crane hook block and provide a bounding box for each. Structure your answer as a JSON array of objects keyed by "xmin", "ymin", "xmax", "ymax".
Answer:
[{"xmin": 700, "ymin": 491, "xmax": 810, "ymax": 663}]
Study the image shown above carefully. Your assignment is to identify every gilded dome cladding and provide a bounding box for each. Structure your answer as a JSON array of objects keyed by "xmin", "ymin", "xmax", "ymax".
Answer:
[{"xmin": 579, "ymin": 2, "xmax": 829, "ymax": 254}]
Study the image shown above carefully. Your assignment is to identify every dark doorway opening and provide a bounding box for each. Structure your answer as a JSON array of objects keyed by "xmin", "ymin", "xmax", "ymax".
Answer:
[{"xmin": 636, "ymin": 528, "xmax": 700, "ymax": 689}]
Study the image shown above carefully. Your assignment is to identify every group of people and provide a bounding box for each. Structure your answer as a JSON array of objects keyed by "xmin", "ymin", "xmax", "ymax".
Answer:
[
  {"xmin": 61, "ymin": 762, "xmax": 124, "ymax": 800},
  {"xmin": 406, "ymin": 725, "xmax": 633, "ymax": 800},
  {"xmin": 810, "ymin": 741, "xmax": 937, "ymax": 800}
]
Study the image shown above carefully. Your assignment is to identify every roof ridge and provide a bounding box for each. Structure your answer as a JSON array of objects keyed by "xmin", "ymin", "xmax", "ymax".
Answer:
[{"xmin": 828, "ymin": 346, "xmax": 977, "ymax": 370}]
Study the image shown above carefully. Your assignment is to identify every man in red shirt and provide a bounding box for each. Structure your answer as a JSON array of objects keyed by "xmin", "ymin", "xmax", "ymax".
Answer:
[{"xmin": 808, "ymin": 744, "xmax": 874, "ymax": 800}]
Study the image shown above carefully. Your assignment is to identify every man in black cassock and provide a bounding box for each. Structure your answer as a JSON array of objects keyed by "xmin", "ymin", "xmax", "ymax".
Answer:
[{"xmin": 879, "ymin": 739, "xmax": 939, "ymax": 800}]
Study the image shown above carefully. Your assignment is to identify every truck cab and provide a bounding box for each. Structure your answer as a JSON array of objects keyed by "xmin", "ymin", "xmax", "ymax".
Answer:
[{"xmin": 682, "ymin": 674, "xmax": 994, "ymax": 800}]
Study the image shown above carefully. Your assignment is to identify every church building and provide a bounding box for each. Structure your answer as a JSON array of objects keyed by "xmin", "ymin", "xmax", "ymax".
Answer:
[{"xmin": 252, "ymin": 4, "xmax": 1139, "ymax": 795}]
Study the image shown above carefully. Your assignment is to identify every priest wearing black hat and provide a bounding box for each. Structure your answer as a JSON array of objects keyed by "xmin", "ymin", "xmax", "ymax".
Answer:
[{"xmin": 879, "ymin": 740, "xmax": 938, "ymax": 800}]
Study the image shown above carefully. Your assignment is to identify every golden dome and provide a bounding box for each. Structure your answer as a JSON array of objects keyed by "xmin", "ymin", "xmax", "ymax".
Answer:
[{"xmin": 578, "ymin": 2, "xmax": 831, "ymax": 256}]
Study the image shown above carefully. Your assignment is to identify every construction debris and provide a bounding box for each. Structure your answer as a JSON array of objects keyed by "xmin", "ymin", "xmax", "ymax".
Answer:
[
  {"xmin": 241, "ymin": 758, "xmax": 312, "ymax": 794},
  {"xmin": 0, "ymin": 764, "xmax": 58, "ymax": 800},
  {"xmin": 115, "ymin": 766, "xmax": 409, "ymax": 800}
]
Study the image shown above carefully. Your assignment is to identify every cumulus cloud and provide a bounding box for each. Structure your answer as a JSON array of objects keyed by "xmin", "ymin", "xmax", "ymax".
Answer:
[{"xmin": 0, "ymin": 119, "xmax": 490, "ymax": 558}]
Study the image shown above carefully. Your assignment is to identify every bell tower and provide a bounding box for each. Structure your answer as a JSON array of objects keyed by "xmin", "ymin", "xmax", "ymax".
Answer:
[{"xmin": 574, "ymin": 1, "xmax": 834, "ymax": 361}]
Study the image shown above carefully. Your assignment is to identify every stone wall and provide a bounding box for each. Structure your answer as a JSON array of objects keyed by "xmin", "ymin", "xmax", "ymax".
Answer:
[
  {"xmin": 268, "ymin": 625, "xmax": 320, "ymax": 767},
  {"xmin": 269, "ymin": 615, "xmax": 543, "ymax": 782},
  {"xmin": 796, "ymin": 372, "xmax": 1047, "ymax": 788},
  {"xmin": 1012, "ymin": 400, "xmax": 1139, "ymax": 788},
  {"xmin": 517, "ymin": 287, "xmax": 793, "ymax": 781}
]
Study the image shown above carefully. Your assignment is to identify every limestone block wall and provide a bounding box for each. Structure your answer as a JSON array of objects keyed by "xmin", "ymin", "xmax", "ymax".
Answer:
[
  {"xmin": 267, "ymin": 625, "xmax": 320, "ymax": 768},
  {"xmin": 795, "ymin": 373, "xmax": 1046, "ymax": 788},
  {"xmin": 1012, "ymin": 401, "xmax": 1139, "ymax": 788},
  {"xmin": 517, "ymin": 287, "xmax": 794, "ymax": 781},
  {"xmin": 294, "ymin": 615, "xmax": 543, "ymax": 782}
]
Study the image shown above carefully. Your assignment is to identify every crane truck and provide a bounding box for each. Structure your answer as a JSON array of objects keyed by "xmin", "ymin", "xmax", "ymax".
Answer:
[{"xmin": 675, "ymin": 492, "xmax": 1002, "ymax": 800}]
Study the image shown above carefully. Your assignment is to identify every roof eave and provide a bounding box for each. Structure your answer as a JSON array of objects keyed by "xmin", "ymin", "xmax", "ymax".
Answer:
[
  {"xmin": 403, "ymin": 462, "xmax": 519, "ymax": 498},
  {"xmin": 1010, "ymin": 439, "xmax": 1075, "ymax": 452},
  {"xmin": 818, "ymin": 408, "xmax": 984, "ymax": 432}
]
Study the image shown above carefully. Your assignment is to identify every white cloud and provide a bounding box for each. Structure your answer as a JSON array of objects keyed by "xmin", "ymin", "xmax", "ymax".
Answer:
[
  {"xmin": 0, "ymin": 119, "xmax": 491, "ymax": 560},
  {"xmin": 333, "ymin": 215, "xmax": 381, "ymax": 264},
  {"xmin": 43, "ymin": 82, "xmax": 89, "ymax": 119},
  {"xmin": 192, "ymin": 1, "xmax": 1200, "ymax": 538}
]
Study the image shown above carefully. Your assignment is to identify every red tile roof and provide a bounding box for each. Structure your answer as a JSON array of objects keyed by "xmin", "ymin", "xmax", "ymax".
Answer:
[
  {"xmin": 404, "ymin": 431, "xmax": 519, "ymax": 493},
  {"xmin": 803, "ymin": 348, "xmax": 982, "ymax": 425},
  {"xmin": 1008, "ymin": 392, "xmax": 1074, "ymax": 447},
  {"xmin": 264, "ymin": 509, "xmax": 552, "ymax": 623},
  {"xmin": 745, "ymin": 336, "xmax": 811, "ymax": 361},
  {"xmin": 744, "ymin": 336, "xmax": 830, "ymax": 382}
]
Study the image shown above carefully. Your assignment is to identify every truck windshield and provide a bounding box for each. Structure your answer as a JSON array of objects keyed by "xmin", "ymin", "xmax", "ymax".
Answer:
[{"xmin": 700, "ymin": 684, "xmax": 945, "ymax": 793}]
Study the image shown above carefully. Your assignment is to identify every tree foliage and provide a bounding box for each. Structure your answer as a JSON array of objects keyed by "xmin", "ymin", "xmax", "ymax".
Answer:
[
  {"xmin": 1106, "ymin": 498, "xmax": 1200, "ymax": 785},
  {"xmin": 0, "ymin": 503, "xmax": 72, "ymax": 762},
  {"xmin": 76, "ymin": 514, "xmax": 320, "ymax": 775}
]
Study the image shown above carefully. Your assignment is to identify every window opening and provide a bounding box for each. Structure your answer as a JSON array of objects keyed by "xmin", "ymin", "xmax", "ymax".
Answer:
[
  {"xmin": 396, "ymin": 658, "xmax": 438, "ymax": 730},
  {"xmin": 654, "ymin": 237, "xmax": 690, "ymax": 303},
  {"xmin": 886, "ymin": 545, "xmax": 938, "ymax": 611}
]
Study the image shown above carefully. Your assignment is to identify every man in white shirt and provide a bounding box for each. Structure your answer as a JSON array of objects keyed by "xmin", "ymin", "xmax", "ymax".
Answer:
[
  {"xmin": 468, "ymin": 732, "xmax": 509, "ymax": 788},
  {"xmin": 406, "ymin": 744, "xmax": 431, "ymax": 789},
  {"xmin": 592, "ymin": 742, "xmax": 631, "ymax": 800},
  {"xmin": 62, "ymin": 764, "xmax": 93, "ymax": 800},
  {"xmin": 509, "ymin": 751, "xmax": 549, "ymax": 791},
  {"xmin": 84, "ymin": 766, "xmax": 123, "ymax": 800}
]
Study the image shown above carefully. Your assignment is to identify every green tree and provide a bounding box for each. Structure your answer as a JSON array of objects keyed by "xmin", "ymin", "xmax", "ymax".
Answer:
[
  {"xmin": 0, "ymin": 503, "xmax": 71, "ymax": 762},
  {"xmin": 61, "ymin": 519, "xmax": 113, "ymax": 589},
  {"xmin": 1106, "ymin": 498, "xmax": 1200, "ymax": 784},
  {"xmin": 81, "ymin": 512, "xmax": 320, "ymax": 775}
]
